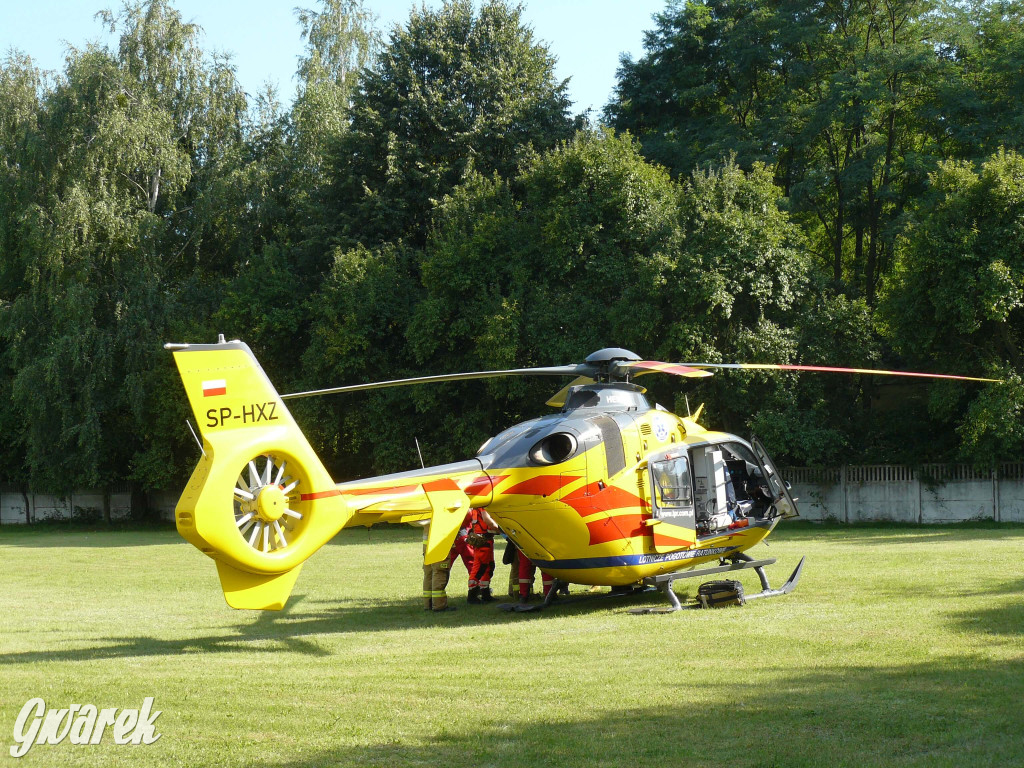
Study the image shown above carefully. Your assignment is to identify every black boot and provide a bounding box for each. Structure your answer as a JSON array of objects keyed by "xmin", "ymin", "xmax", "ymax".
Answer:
[
  {"xmin": 480, "ymin": 587, "xmax": 495, "ymax": 603},
  {"xmin": 467, "ymin": 586, "xmax": 482, "ymax": 604}
]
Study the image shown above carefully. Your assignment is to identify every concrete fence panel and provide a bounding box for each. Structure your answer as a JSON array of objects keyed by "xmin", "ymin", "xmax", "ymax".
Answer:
[
  {"xmin": 0, "ymin": 486, "xmax": 177, "ymax": 524},
  {"xmin": 1000, "ymin": 464, "xmax": 1024, "ymax": 522},
  {"xmin": 785, "ymin": 463, "xmax": 1022, "ymax": 523}
]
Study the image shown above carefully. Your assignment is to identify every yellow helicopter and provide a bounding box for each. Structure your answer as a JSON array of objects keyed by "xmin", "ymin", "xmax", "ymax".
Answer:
[{"xmin": 165, "ymin": 337, "xmax": 998, "ymax": 612}]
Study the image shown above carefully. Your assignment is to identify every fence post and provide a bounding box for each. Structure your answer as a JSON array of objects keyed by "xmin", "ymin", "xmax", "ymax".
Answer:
[
  {"xmin": 841, "ymin": 465, "xmax": 848, "ymax": 523},
  {"xmin": 993, "ymin": 468, "xmax": 1000, "ymax": 522},
  {"xmin": 916, "ymin": 467, "xmax": 923, "ymax": 524}
]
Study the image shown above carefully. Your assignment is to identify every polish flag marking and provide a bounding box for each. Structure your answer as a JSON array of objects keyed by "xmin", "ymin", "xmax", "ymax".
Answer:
[{"xmin": 202, "ymin": 379, "xmax": 227, "ymax": 397}]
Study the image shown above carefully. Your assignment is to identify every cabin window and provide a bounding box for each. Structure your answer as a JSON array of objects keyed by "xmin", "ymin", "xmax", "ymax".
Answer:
[{"xmin": 652, "ymin": 456, "xmax": 693, "ymax": 510}]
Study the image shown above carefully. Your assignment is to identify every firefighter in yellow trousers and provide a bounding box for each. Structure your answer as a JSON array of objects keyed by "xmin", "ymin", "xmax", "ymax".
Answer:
[{"xmin": 421, "ymin": 523, "xmax": 456, "ymax": 612}]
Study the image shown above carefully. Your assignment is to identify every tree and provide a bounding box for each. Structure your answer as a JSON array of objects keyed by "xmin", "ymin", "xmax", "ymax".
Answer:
[
  {"xmin": 0, "ymin": 52, "xmax": 45, "ymax": 485},
  {"xmin": 215, "ymin": 1, "xmax": 380, "ymax": 390},
  {"xmin": 608, "ymin": 0, "xmax": 938, "ymax": 304},
  {"xmin": 400, "ymin": 131, "xmax": 862, "ymax": 467},
  {"xmin": 920, "ymin": 0, "xmax": 1024, "ymax": 160},
  {"xmin": 297, "ymin": 0, "xmax": 584, "ymax": 475},
  {"xmin": 878, "ymin": 150, "xmax": 1024, "ymax": 465},
  {"xmin": 606, "ymin": 0, "xmax": 784, "ymax": 176},
  {"xmin": 1, "ymin": 0, "xmax": 251, "ymax": 494},
  {"xmin": 289, "ymin": 0, "xmax": 379, "ymax": 245},
  {"xmin": 326, "ymin": 0, "xmax": 581, "ymax": 248},
  {"xmin": 301, "ymin": 242, "xmax": 423, "ymax": 476}
]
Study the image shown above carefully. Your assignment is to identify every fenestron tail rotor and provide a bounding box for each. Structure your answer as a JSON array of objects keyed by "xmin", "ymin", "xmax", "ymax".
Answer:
[{"xmin": 233, "ymin": 453, "xmax": 306, "ymax": 554}]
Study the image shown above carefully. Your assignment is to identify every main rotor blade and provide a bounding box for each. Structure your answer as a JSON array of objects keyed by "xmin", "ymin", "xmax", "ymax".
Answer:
[
  {"xmin": 613, "ymin": 360, "xmax": 714, "ymax": 379},
  {"xmin": 281, "ymin": 364, "xmax": 593, "ymax": 400},
  {"xmin": 676, "ymin": 362, "xmax": 1002, "ymax": 383}
]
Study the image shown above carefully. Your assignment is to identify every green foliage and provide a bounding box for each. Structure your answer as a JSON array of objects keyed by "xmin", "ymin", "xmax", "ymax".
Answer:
[
  {"xmin": 416, "ymin": 131, "xmax": 686, "ymax": 362},
  {"xmin": 302, "ymin": 242, "xmax": 424, "ymax": 475},
  {"xmin": 0, "ymin": 0, "xmax": 250, "ymax": 491},
  {"xmin": 1, "ymin": 0, "xmax": 1021, "ymax": 493},
  {"xmin": 606, "ymin": 0, "xmax": 783, "ymax": 174},
  {"xmin": 607, "ymin": 0, "xmax": 991, "ymax": 304},
  {"xmin": 879, "ymin": 149, "xmax": 1024, "ymax": 464},
  {"xmin": 400, "ymin": 132, "xmax": 866, "ymax": 466},
  {"xmin": 0, "ymin": 52, "xmax": 46, "ymax": 483},
  {"xmin": 327, "ymin": 0, "xmax": 581, "ymax": 248},
  {"xmin": 291, "ymin": 0, "xmax": 379, "ymax": 220},
  {"xmin": 411, "ymin": 131, "xmax": 689, "ymax": 449},
  {"xmin": 922, "ymin": 1, "xmax": 1024, "ymax": 158},
  {"xmin": 213, "ymin": 1, "xmax": 379, "ymax": 389}
]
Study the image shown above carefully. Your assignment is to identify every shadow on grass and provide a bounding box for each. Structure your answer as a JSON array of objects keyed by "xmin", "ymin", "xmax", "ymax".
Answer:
[
  {"xmin": 948, "ymin": 578, "xmax": 1024, "ymax": 636},
  {"xmin": 243, "ymin": 658, "xmax": 1023, "ymax": 768},
  {"xmin": 0, "ymin": 587, "xmax": 667, "ymax": 667}
]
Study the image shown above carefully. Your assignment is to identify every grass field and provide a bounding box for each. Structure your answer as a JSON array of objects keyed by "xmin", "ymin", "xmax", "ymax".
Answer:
[{"xmin": 1, "ymin": 522, "xmax": 1023, "ymax": 767}]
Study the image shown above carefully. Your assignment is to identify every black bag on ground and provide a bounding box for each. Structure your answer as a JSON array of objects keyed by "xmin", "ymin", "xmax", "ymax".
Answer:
[{"xmin": 697, "ymin": 579, "xmax": 745, "ymax": 608}]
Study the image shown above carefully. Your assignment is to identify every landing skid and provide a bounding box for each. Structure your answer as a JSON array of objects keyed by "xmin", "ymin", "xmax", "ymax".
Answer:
[
  {"xmin": 629, "ymin": 554, "xmax": 806, "ymax": 614},
  {"xmin": 495, "ymin": 555, "xmax": 805, "ymax": 614}
]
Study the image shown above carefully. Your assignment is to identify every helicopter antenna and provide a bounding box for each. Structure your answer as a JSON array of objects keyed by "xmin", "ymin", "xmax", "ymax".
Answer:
[
  {"xmin": 186, "ymin": 419, "xmax": 206, "ymax": 458},
  {"xmin": 414, "ymin": 437, "xmax": 426, "ymax": 469}
]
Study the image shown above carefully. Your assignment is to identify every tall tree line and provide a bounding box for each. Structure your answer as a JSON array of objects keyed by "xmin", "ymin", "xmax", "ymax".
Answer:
[
  {"xmin": 608, "ymin": 0, "xmax": 1023, "ymax": 467},
  {"xmin": 0, "ymin": 0, "xmax": 1020, "ymax": 506}
]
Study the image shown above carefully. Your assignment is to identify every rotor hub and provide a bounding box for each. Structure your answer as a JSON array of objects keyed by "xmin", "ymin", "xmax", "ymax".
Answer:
[
  {"xmin": 584, "ymin": 348, "xmax": 641, "ymax": 382},
  {"xmin": 255, "ymin": 484, "xmax": 287, "ymax": 523}
]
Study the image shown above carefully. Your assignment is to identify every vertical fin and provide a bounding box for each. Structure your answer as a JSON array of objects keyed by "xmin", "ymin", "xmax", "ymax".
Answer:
[
  {"xmin": 168, "ymin": 340, "xmax": 351, "ymax": 610},
  {"xmin": 423, "ymin": 479, "xmax": 471, "ymax": 564}
]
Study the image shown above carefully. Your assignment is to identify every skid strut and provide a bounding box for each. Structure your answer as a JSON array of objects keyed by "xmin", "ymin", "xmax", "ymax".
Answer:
[
  {"xmin": 498, "ymin": 556, "xmax": 805, "ymax": 614},
  {"xmin": 630, "ymin": 555, "xmax": 806, "ymax": 614}
]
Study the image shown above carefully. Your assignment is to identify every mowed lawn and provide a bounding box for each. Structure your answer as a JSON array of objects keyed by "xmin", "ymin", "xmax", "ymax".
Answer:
[{"xmin": 1, "ymin": 522, "xmax": 1022, "ymax": 768}]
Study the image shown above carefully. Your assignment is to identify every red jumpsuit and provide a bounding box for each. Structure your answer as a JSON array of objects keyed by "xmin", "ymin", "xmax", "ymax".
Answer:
[
  {"xmin": 467, "ymin": 509, "xmax": 495, "ymax": 595},
  {"xmin": 452, "ymin": 514, "xmax": 475, "ymax": 586},
  {"xmin": 517, "ymin": 550, "xmax": 553, "ymax": 599}
]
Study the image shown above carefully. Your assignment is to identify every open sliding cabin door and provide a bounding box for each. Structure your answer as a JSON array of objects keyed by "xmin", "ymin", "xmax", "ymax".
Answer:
[{"xmin": 648, "ymin": 452, "xmax": 697, "ymax": 552}]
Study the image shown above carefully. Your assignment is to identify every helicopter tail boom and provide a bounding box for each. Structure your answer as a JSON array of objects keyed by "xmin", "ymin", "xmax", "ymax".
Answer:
[{"xmin": 167, "ymin": 339, "xmax": 352, "ymax": 610}]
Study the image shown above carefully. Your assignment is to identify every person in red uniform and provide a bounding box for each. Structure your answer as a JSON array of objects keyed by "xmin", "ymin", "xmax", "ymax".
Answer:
[
  {"xmin": 466, "ymin": 507, "xmax": 499, "ymax": 604},
  {"xmin": 517, "ymin": 548, "xmax": 554, "ymax": 603},
  {"xmin": 452, "ymin": 512, "xmax": 475, "ymax": 589}
]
